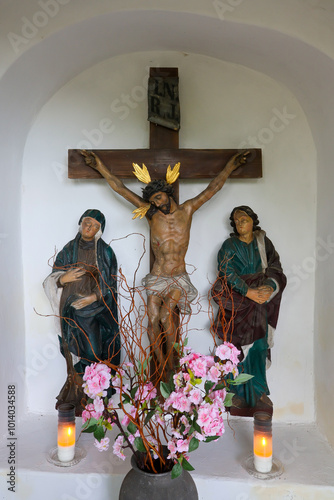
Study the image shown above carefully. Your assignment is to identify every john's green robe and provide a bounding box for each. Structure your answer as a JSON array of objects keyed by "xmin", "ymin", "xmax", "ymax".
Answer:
[{"xmin": 212, "ymin": 230, "xmax": 286, "ymax": 407}]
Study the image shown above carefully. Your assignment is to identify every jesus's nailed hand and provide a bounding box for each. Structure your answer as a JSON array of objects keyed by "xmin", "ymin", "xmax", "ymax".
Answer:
[
  {"xmin": 233, "ymin": 150, "xmax": 251, "ymax": 167},
  {"xmin": 80, "ymin": 149, "xmax": 98, "ymax": 170}
]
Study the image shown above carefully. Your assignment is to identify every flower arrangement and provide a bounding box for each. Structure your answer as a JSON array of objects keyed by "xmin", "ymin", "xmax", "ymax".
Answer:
[{"xmin": 81, "ymin": 340, "xmax": 252, "ymax": 477}]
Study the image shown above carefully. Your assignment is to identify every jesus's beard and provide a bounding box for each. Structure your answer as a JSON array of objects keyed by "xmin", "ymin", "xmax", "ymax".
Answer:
[{"xmin": 158, "ymin": 199, "xmax": 171, "ymax": 215}]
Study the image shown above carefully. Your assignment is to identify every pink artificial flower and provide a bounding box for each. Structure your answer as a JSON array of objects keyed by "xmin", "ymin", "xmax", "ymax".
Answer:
[
  {"xmin": 179, "ymin": 415, "xmax": 191, "ymax": 435},
  {"xmin": 99, "ymin": 372, "xmax": 111, "ymax": 391},
  {"xmin": 82, "ymin": 402, "xmax": 103, "ymax": 420},
  {"xmin": 215, "ymin": 344, "xmax": 232, "ymax": 361},
  {"xmin": 171, "ymin": 392, "xmax": 192, "ymax": 413},
  {"xmin": 94, "ymin": 436, "xmax": 110, "ymax": 452},
  {"xmin": 171, "ymin": 427, "xmax": 183, "ymax": 439},
  {"xmin": 193, "ymin": 431, "xmax": 205, "ymax": 442},
  {"xmin": 111, "ymin": 375, "xmax": 121, "ymax": 389},
  {"xmin": 123, "ymin": 361, "xmax": 134, "ymax": 368},
  {"xmin": 207, "ymin": 365, "xmax": 221, "ymax": 384},
  {"xmin": 190, "ymin": 358, "xmax": 208, "ymax": 378},
  {"xmin": 148, "ymin": 437, "xmax": 159, "ymax": 459},
  {"xmin": 130, "ymin": 405, "xmax": 137, "ymax": 418},
  {"xmin": 93, "ymin": 397, "xmax": 104, "ymax": 413},
  {"xmin": 83, "ymin": 363, "xmax": 97, "ymax": 381},
  {"xmin": 202, "ymin": 355, "xmax": 215, "ymax": 369},
  {"xmin": 135, "ymin": 382, "xmax": 157, "ymax": 402},
  {"xmin": 128, "ymin": 434, "xmax": 135, "ymax": 445},
  {"xmin": 197, "ymin": 403, "xmax": 211, "ymax": 427},
  {"xmin": 164, "ymin": 392, "xmax": 177, "ymax": 411},
  {"xmin": 197, "ymin": 403, "xmax": 225, "ymax": 437},
  {"xmin": 210, "ymin": 388, "xmax": 227, "ymax": 408},
  {"xmin": 224, "ymin": 342, "xmax": 241, "ymax": 364},
  {"xmin": 155, "ymin": 413, "xmax": 165, "ymax": 426},
  {"xmin": 107, "ymin": 398, "xmax": 115, "ymax": 411},
  {"xmin": 180, "ymin": 415, "xmax": 190, "ymax": 427},
  {"xmin": 176, "ymin": 439, "xmax": 190, "ymax": 453},
  {"xmin": 180, "ymin": 352, "xmax": 200, "ymax": 366},
  {"xmin": 222, "ymin": 361, "xmax": 235, "ymax": 375},
  {"xmin": 167, "ymin": 440, "xmax": 177, "ymax": 453},
  {"xmin": 111, "ymin": 374, "xmax": 128, "ymax": 394},
  {"xmin": 113, "ymin": 435, "xmax": 126, "ymax": 461},
  {"xmin": 188, "ymin": 388, "xmax": 203, "ymax": 405},
  {"xmin": 167, "ymin": 440, "xmax": 177, "ymax": 459},
  {"xmin": 83, "ymin": 363, "xmax": 112, "ymax": 398},
  {"xmin": 81, "ymin": 408, "xmax": 92, "ymax": 424},
  {"xmin": 121, "ymin": 415, "xmax": 130, "ymax": 426}
]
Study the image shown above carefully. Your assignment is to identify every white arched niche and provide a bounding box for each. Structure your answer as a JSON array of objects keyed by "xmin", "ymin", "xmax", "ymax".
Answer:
[{"xmin": 21, "ymin": 51, "xmax": 316, "ymax": 422}]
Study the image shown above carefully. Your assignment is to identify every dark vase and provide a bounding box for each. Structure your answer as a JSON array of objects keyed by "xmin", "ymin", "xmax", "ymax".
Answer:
[{"xmin": 119, "ymin": 455, "xmax": 198, "ymax": 500}]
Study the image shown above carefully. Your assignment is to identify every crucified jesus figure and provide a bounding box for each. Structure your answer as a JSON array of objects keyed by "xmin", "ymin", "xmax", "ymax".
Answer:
[{"xmin": 81, "ymin": 150, "xmax": 249, "ymax": 381}]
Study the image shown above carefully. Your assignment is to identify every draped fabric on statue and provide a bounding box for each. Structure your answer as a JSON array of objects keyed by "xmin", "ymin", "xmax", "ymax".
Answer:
[
  {"xmin": 212, "ymin": 230, "xmax": 286, "ymax": 407},
  {"xmin": 51, "ymin": 233, "xmax": 120, "ymax": 374}
]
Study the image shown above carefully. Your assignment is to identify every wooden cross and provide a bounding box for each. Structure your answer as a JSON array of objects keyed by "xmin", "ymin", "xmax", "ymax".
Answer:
[
  {"xmin": 69, "ymin": 68, "xmax": 262, "ymax": 201},
  {"xmin": 68, "ymin": 67, "xmax": 262, "ymax": 387}
]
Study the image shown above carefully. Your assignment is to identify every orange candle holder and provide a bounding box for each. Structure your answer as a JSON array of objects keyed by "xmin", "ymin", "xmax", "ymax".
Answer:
[
  {"xmin": 57, "ymin": 403, "xmax": 76, "ymax": 462},
  {"xmin": 253, "ymin": 412, "xmax": 272, "ymax": 473}
]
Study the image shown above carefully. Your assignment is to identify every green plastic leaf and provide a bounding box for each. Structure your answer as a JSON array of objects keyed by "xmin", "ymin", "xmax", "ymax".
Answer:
[
  {"xmin": 168, "ymin": 372, "xmax": 176, "ymax": 391},
  {"xmin": 122, "ymin": 393, "xmax": 131, "ymax": 404},
  {"xmin": 171, "ymin": 462, "xmax": 182, "ymax": 479},
  {"xmin": 160, "ymin": 381, "xmax": 172, "ymax": 399},
  {"xmin": 130, "ymin": 386, "xmax": 138, "ymax": 399},
  {"xmin": 93, "ymin": 425, "xmax": 105, "ymax": 441},
  {"xmin": 213, "ymin": 382, "xmax": 226, "ymax": 391},
  {"xmin": 82, "ymin": 417, "xmax": 98, "ymax": 433},
  {"xmin": 134, "ymin": 437, "xmax": 146, "ymax": 453},
  {"xmin": 231, "ymin": 373, "xmax": 254, "ymax": 385},
  {"xmin": 223, "ymin": 392, "xmax": 235, "ymax": 407},
  {"xmin": 103, "ymin": 421, "xmax": 113, "ymax": 430},
  {"xmin": 181, "ymin": 457, "xmax": 195, "ymax": 471},
  {"xmin": 127, "ymin": 421, "xmax": 137, "ymax": 434},
  {"xmin": 204, "ymin": 435, "xmax": 219, "ymax": 443},
  {"xmin": 144, "ymin": 410, "xmax": 155, "ymax": 425},
  {"xmin": 204, "ymin": 380, "xmax": 215, "ymax": 394},
  {"xmin": 184, "ymin": 337, "xmax": 188, "ymax": 347},
  {"xmin": 188, "ymin": 437, "xmax": 199, "ymax": 452},
  {"xmin": 192, "ymin": 420, "xmax": 201, "ymax": 433}
]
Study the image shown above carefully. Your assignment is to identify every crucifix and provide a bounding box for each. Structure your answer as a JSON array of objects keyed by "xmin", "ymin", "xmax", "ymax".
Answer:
[{"xmin": 68, "ymin": 67, "xmax": 262, "ymax": 384}]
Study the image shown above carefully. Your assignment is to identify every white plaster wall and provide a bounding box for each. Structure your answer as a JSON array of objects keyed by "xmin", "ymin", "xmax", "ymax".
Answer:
[
  {"xmin": 2, "ymin": 0, "xmax": 334, "ymax": 77},
  {"xmin": 22, "ymin": 52, "xmax": 316, "ymax": 421}
]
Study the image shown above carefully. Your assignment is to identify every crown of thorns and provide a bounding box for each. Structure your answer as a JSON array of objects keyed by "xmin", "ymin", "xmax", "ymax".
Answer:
[{"xmin": 131, "ymin": 163, "xmax": 180, "ymax": 219}]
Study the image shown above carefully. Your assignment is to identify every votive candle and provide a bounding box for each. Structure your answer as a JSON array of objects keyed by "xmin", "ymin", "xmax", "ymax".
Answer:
[
  {"xmin": 57, "ymin": 403, "xmax": 76, "ymax": 462},
  {"xmin": 253, "ymin": 412, "xmax": 272, "ymax": 473}
]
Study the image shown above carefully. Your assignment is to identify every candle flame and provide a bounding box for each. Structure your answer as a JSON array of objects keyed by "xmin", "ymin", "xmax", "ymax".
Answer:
[
  {"xmin": 58, "ymin": 423, "xmax": 75, "ymax": 447},
  {"xmin": 262, "ymin": 437, "xmax": 266, "ymax": 446}
]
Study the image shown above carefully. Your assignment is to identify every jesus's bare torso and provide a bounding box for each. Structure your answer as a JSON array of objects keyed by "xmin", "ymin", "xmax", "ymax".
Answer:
[{"xmin": 149, "ymin": 204, "xmax": 191, "ymax": 277}]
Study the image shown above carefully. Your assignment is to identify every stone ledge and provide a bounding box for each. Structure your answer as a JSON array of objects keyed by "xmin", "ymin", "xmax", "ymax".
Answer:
[{"xmin": 1, "ymin": 414, "xmax": 334, "ymax": 499}]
